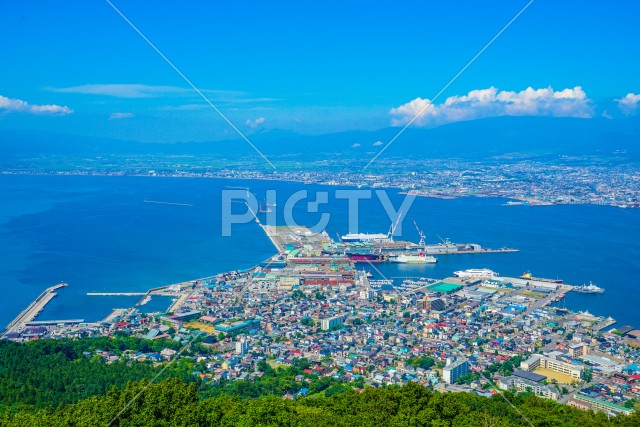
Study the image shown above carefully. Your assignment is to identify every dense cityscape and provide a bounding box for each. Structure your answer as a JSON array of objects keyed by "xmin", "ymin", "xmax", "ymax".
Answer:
[
  {"xmin": 4, "ymin": 225, "xmax": 639, "ymax": 418},
  {"xmin": 3, "ymin": 155, "xmax": 639, "ymax": 208}
]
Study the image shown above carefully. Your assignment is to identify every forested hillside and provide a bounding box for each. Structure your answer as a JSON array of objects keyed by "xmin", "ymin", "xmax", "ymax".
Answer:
[
  {"xmin": 1, "ymin": 338, "xmax": 639, "ymax": 426},
  {"xmin": 2, "ymin": 378, "xmax": 638, "ymax": 427}
]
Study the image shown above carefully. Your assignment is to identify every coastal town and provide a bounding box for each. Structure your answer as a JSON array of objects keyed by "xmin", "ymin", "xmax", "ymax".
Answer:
[
  {"xmin": 2, "ymin": 225, "xmax": 639, "ymax": 417},
  {"xmin": 2, "ymin": 155, "xmax": 639, "ymax": 208}
]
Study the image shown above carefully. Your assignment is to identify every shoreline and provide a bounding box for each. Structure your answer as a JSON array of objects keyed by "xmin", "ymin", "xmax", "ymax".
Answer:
[{"xmin": 1, "ymin": 170, "xmax": 637, "ymax": 209}]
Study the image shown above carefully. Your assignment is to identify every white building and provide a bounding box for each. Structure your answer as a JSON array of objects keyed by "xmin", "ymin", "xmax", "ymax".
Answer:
[
  {"xmin": 235, "ymin": 338, "xmax": 249, "ymax": 355},
  {"xmin": 520, "ymin": 354, "xmax": 583, "ymax": 380},
  {"xmin": 498, "ymin": 376, "xmax": 559, "ymax": 400},
  {"xmin": 442, "ymin": 358, "xmax": 469, "ymax": 384},
  {"xmin": 321, "ymin": 314, "xmax": 346, "ymax": 331}
]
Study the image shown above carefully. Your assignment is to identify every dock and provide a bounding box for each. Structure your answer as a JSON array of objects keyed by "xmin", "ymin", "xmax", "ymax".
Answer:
[
  {"xmin": 25, "ymin": 319, "xmax": 84, "ymax": 326},
  {"xmin": 260, "ymin": 224, "xmax": 285, "ymax": 254},
  {"xmin": 102, "ymin": 308, "xmax": 129, "ymax": 323},
  {"xmin": 592, "ymin": 317, "xmax": 617, "ymax": 332},
  {"xmin": 166, "ymin": 292, "xmax": 190, "ymax": 313},
  {"xmin": 2, "ymin": 283, "xmax": 67, "ymax": 336},
  {"xmin": 87, "ymin": 292, "xmax": 147, "ymax": 296}
]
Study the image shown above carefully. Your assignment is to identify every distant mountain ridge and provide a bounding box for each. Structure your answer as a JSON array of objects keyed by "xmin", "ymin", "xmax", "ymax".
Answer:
[{"xmin": 1, "ymin": 116, "xmax": 639, "ymax": 160}]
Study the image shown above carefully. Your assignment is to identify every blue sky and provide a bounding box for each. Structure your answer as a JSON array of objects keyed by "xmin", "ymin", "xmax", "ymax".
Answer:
[{"xmin": 1, "ymin": 0, "xmax": 639, "ymax": 142}]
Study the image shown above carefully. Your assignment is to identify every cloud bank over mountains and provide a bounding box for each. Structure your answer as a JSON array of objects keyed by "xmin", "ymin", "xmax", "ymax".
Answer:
[
  {"xmin": 246, "ymin": 117, "xmax": 266, "ymax": 128},
  {"xmin": 109, "ymin": 112, "xmax": 135, "ymax": 120},
  {"xmin": 617, "ymin": 93, "xmax": 640, "ymax": 116},
  {"xmin": 390, "ymin": 86, "xmax": 596, "ymax": 127}
]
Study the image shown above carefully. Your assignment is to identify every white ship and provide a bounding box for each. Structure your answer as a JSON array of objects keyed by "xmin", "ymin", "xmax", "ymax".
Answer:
[
  {"xmin": 453, "ymin": 268, "xmax": 498, "ymax": 279},
  {"xmin": 389, "ymin": 253, "xmax": 437, "ymax": 264},
  {"xmin": 341, "ymin": 233, "xmax": 392, "ymax": 243},
  {"xmin": 573, "ymin": 282, "xmax": 604, "ymax": 294}
]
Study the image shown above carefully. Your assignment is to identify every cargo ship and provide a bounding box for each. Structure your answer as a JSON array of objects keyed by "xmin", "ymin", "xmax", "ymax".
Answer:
[
  {"xmin": 350, "ymin": 253, "xmax": 385, "ymax": 262},
  {"xmin": 521, "ymin": 272, "xmax": 563, "ymax": 284},
  {"xmin": 323, "ymin": 241, "xmax": 384, "ymax": 261},
  {"xmin": 389, "ymin": 253, "xmax": 437, "ymax": 264},
  {"xmin": 422, "ymin": 238, "xmax": 517, "ymax": 255}
]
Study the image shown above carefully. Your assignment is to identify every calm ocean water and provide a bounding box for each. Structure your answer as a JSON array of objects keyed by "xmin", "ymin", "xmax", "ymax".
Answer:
[{"xmin": 0, "ymin": 175, "xmax": 639, "ymax": 328}]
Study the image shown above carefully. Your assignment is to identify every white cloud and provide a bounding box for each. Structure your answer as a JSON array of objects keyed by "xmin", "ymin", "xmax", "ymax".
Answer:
[
  {"xmin": 351, "ymin": 143, "xmax": 361, "ymax": 148},
  {"xmin": 51, "ymin": 84, "xmax": 190, "ymax": 98},
  {"xmin": 390, "ymin": 86, "xmax": 594, "ymax": 126},
  {"xmin": 109, "ymin": 112, "xmax": 135, "ymax": 120},
  {"xmin": 245, "ymin": 117, "xmax": 265, "ymax": 128},
  {"xmin": 159, "ymin": 104, "xmax": 207, "ymax": 111},
  {"xmin": 49, "ymin": 84, "xmax": 279, "ymax": 105},
  {"xmin": 0, "ymin": 95, "xmax": 72, "ymax": 115},
  {"xmin": 372, "ymin": 141, "xmax": 383, "ymax": 146},
  {"xmin": 616, "ymin": 93, "xmax": 640, "ymax": 116}
]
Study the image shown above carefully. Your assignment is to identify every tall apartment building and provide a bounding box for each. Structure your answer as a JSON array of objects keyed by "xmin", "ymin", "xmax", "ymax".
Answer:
[
  {"xmin": 321, "ymin": 314, "xmax": 346, "ymax": 331},
  {"xmin": 567, "ymin": 342, "xmax": 589, "ymax": 358},
  {"xmin": 235, "ymin": 338, "xmax": 249, "ymax": 355},
  {"xmin": 442, "ymin": 357, "xmax": 469, "ymax": 384},
  {"xmin": 420, "ymin": 297, "xmax": 445, "ymax": 311}
]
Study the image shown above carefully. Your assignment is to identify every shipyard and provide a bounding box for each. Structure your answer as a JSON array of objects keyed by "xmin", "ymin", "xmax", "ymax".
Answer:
[
  {"xmin": 2, "ymin": 221, "xmax": 638, "ymax": 417},
  {"xmin": 303, "ymin": 218, "xmax": 519, "ymax": 264}
]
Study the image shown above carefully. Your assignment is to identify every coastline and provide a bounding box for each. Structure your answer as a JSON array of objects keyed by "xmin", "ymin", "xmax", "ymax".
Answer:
[{"xmin": 1, "ymin": 170, "xmax": 636, "ymax": 209}]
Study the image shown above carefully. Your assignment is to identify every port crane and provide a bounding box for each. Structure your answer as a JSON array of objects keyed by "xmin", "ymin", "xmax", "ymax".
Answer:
[
  {"xmin": 435, "ymin": 233, "xmax": 455, "ymax": 254},
  {"xmin": 386, "ymin": 209, "xmax": 403, "ymax": 240},
  {"xmin": 412, "ymin": 218, "xmax": 426, "ymax": 247},
  {"xmin": 258, "ymin": 200, "xmax": 272, "ymax": 213}
]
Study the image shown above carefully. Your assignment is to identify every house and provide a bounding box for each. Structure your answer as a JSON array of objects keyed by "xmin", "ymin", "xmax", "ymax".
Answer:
[{"xmin": 160, "ymin": 348, "xmax": 177, "ymax": 361}]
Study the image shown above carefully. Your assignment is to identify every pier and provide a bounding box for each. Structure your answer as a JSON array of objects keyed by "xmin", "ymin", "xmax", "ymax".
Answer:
[
  {"xmin": 87, "ymin": 292, "xmax": 147, "ymax": 296},
  {"xmin": 102, "ymin": 308, "xmax": 129, "ymax": 323},
  {"xmin": 261, "ymin": 225, "xmax": 287, "ymax": 253},
  {"xmin": 428, "ymin": 247, "xmax": 519, "ymax": 255},
  {"xmin": 25, "ymin": 319, "xmax": 84, "ymax": 326},
  {"xmin": 166, "ymin": 292, "xmax": 190, "ymax": 313},
  {"xmin": 592, "ymin": 317, "xmax": 617, "ymax": 332},
  {"xmin": 2, "ymin": 283, "xmax": 67, "ymax": 336}
]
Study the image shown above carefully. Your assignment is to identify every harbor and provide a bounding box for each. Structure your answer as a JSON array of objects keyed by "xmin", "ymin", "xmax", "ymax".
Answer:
[
  {"xmin": 2, "ymin": 222, "xmax": 638, "ymax": 417},
  {"xmin": 3, "ymin": 283, "xmax": 68, "ymax": 336},
  {"xmin": 1, "ymin": 223, "xmax": 600, "ymax": 338},
  {"xmin": 263, "ymin": 221, "xmax": 518, "ymax": 264}
]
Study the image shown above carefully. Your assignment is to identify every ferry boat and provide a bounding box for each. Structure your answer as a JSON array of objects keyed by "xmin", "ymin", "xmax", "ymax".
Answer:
[
  {"xmin": 341, "ymin": 233, "xmax": 392, "ymax": 243},
  {"xmin": 389, "ymin": 253, "xmax": 437, "ymax": 264},
  {"xmin": 573, "ymin": 282, "xmax": 604, "ymax": 294},
  {"xmin": 453, "ymin": 268, "xmax": 498, "ymax": 279}
]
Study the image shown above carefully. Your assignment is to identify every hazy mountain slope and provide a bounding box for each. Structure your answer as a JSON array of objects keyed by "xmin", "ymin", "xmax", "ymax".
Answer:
[{"xmin": 1, "ymin": 116, "xmax": 639, "ymax": 160}]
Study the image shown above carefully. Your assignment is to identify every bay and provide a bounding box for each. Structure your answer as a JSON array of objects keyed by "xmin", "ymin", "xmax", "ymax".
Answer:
[{"xmin": 0, "ymin": 175, "xmax": 638, "ymax": 328}]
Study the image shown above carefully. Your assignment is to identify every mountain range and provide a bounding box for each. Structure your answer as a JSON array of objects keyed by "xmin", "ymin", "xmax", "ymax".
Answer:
[{"xmin": 1, "ymin": 116, "xmax": 639, "ymax": 161}]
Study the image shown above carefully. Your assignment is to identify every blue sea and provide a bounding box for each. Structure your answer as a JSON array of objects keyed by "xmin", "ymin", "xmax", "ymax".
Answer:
[{"xmin": 1, "ymin": 175, "xmax": 639, "ymax": 328}]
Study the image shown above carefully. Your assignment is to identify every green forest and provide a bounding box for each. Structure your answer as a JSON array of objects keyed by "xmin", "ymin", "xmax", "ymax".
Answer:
[{"xmin": 1, "ymin": 338, "xmax": 639, "ymax": 426}]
